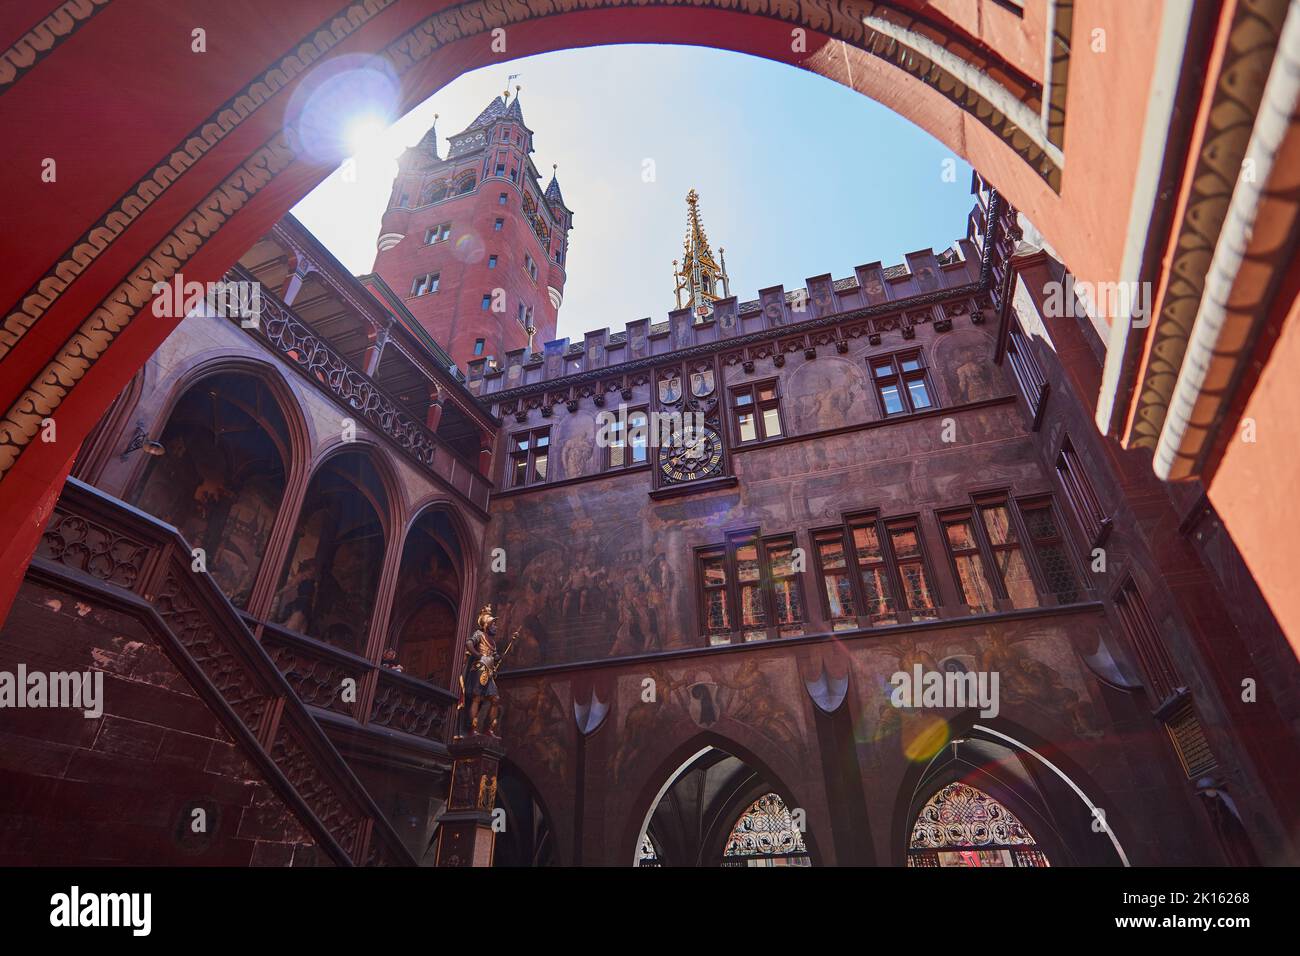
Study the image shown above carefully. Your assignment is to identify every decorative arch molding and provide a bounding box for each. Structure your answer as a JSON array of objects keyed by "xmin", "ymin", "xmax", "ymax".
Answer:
[
  {"xmin": 622, "ymin": 731, "xmax": 823, "ymax": 867},
  {"xmin": 396, "ymin": 495, "xmax": 480, "ymax": 677},
  {"xmin": 122, "ymin": 355, "xmax": 313, "ymax": 504},
  {"xmin": 307, "ymin": 437, "xmax": 407, "ymax": 541}
]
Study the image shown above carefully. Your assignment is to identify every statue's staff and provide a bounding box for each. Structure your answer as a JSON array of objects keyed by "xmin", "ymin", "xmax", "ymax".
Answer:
[{"xmin": 486, "ymin": 628, "xmax": 520, "ymax": 680}]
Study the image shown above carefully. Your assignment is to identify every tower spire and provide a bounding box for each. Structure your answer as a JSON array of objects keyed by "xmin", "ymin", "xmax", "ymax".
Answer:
[{"xmin": 672, "ymin": 188, "xmax": 730, "ymax": 319}]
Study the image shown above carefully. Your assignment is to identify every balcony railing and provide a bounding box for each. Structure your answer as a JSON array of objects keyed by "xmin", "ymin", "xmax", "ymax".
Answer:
[{"xmin": 229, "ymin": 266, "xmax": 492, "ymax": 513}]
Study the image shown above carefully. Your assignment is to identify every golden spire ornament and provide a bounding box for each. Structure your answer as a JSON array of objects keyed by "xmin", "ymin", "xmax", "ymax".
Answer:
[{"xmin": 671, "ymin": 189, "xmax": 730, "ymax": 320}]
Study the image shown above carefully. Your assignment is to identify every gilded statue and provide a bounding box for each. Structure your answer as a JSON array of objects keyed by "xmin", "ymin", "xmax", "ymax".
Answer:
[{"xmin": 457, "ymin": 605, "xmax": 518, "ymax": 736}]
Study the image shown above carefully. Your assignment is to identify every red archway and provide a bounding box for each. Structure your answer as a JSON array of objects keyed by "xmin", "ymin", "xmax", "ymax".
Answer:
[{"xmin": 0, "ymin": 0, "xmax": 1168, "ymax": 615}]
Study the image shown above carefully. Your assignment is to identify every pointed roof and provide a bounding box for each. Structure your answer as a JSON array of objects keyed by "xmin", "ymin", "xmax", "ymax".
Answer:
[
  {"xmin": 545, "ymin": 167, "xmax": 567, "ymax": 207},
  {"xmin": 415, "ymin": 113, "xmax": 441, "ymax": 160},
  {"xmin": 458, "ymin": 91, "xmax": 532, "ymax": 135},
  {"xmin": 683, "ymin": 188, "xmax": 716, "ymax": 262}
]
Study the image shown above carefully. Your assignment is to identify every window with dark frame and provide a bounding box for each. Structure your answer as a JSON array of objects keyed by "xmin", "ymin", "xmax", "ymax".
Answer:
[
  {"xmin": 695, "ymin": 531, "xmax": 807, "ymax": 645},
  {"xmin": 1112, "ymin": 575, "xmax": 1218, "ymax": 778},
  {"xmin": 1005, "ymin": 319, "xmax": 1049, "ymax": 427},
  {"xmin": 942, "ymin": 495, "xmax": 1078, "ymax": 613},
  {"xmin": 606, "ymin": 407, "xmax": 650, "ymax": 470},
  {"xmin": 813, "ymin": 529, "xmax": 858, "ymax": 630},
  {"xmin": 764, "ymin": 536, "xmax": 805, "ymax": 638},
  {"xmin": 1114, "ymin": 575, "xmax": 1180, "ymax": 705},
  {"xmin": 812, "ymin": 514, "xmax": 939, "ymax": 629},
  {"xmin": 940, "ymin": 511, "xmax": 999, "ymax": 613},
  {"xmin": 410, "ymin": 272, "xmax": 439, "ymax": 296},
  {"xmin": 730, "ymin": 380, "xmax": 784, "ymax": 444},
  {"xmin": 870, "ymin": 351, "xmax": 935, "ymax": 416},
  {"xmin": 882, "ymin": 517, "xmax": 940, "ymax": 621},
  {"xmin": 507, "ymin": 427, "xmax": 549, "ymax": 488},
  {"xmin": 424, "ymin": 222, "xmax": 452, "ymax": 244},
  {"xmin": 1017, "ymin": 497, "xmax": 1080, "ymax": 603},
  {"xmin": 698, "ymin": 546, "xmax": 730, "ymax": 642},
  {"xmin": 488, "ymin": 255, "xmax": 498, "ymax": 269},
  {"xmin": 1056, "ymin": 436, "xmax": 1112, "ymax": 546},
  {"xmin": 974, "ymin": 497, "xmax": 1040, "ymax": 609},
  {"xmin": 473, "ymin": 338, "xmax": 485, "ymax": 357},
  {"xmin": 493, "ymin": 218, "xmax": 504, "ymax": 231}
]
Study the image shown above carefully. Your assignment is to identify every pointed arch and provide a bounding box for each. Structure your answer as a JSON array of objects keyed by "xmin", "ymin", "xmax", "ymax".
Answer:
[
  {"xmin": 891, "ymin": 712, "xmax": 1131, "ymax": 867},
  {"xmin": 624, "ymin": 731, "xmax": 821, "ymax": 867}
]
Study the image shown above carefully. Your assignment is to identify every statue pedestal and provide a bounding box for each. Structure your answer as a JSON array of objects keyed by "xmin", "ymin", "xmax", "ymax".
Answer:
[{"xmin": 433, "ymin": 732, "xmax": 505, "ymax": 867}]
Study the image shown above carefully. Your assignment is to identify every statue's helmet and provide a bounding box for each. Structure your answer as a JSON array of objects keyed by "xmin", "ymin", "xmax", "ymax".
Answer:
[{"xmin": 476, "ymin": 605, "xmax": 496, "ymax": 630}]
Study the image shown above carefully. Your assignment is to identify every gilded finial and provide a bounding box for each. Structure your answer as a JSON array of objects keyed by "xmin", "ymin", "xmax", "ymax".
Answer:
[{"xmin": 672, "ymin": 189, "xmax": 728, "ymax": 319}]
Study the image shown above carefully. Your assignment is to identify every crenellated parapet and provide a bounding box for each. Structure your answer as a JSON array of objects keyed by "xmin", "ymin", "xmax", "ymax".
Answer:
[{"xmin": 469, "ymin": 238, "xmax": 988, "ymax": 403}]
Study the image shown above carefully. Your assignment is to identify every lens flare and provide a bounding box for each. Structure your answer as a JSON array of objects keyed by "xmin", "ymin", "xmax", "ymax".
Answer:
[
  {"xmin": 283, "ymin": 54, "xmax": 401, "ymax": 166},
  {"xmin": 902, "ymin": 714, "xmax": 950, "ymax": 762}
]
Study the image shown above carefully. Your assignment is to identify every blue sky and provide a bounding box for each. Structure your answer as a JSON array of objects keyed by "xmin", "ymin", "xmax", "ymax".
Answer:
[{"xmin": 292, "ymin": 44, "xmax": 974, "ymax": 343}]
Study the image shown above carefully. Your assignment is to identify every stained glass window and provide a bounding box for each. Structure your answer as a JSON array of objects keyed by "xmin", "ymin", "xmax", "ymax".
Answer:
[
  {"xmin": 907, "ymin": 782, "xmax": 1050, "ymax": 868},
  {"xmin": 722, "ymin": 793, "xmax": 811, "ymax": 867}
]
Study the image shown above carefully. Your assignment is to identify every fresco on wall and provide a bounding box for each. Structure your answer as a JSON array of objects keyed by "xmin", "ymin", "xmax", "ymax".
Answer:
[
  {"xmin": 270, "ymin": 455, "xmax": 388, "ymax": 654},
  {"xmin": 786, "ymin": 356, "xmax": 871, "ymax": 433},
  {"xmin": 501, "ymin": 677, "xmax": 571, "ymax": 784},
  {"xmin": 849, "ymin": 622, "xmax": 1104, "ymax": 756},
  {"xmin": 488, "ymin": 489, "xmax": 698, "ymax": 665},
  {"xmin": 606, "ymin": 657, "xmax": 806, "ymax": 785},
  {"xmin": 933, "ymin": 329, "xmax": 1003, "ymax": 405}
]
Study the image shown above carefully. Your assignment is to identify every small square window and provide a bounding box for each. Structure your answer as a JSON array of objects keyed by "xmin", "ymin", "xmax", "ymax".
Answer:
[
  {"xmin": 473, "ymin": 338, "xmax": 485, "ymax": 356},
  {"xmin": 493, "ymin": 219, "xmax": 504, "ymax": 231},
  {"xmin": 481, "ymin": 294, "xmax": 492, "ymax": 310},
  {"xmin": 488, "ymin": 255, "xmax": 498, "ymax": 269},
  {"xmin": 498, "ymin": 192, "xmax": 508, "ymax": 205}
]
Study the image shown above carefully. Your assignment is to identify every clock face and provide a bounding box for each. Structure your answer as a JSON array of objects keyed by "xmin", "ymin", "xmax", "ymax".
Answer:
[{"xmin": 660, "ymin": 426, "xmax": 724, "ymax": 483}]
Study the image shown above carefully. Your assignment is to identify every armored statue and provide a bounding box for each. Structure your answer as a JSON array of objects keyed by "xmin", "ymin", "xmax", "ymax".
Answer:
[{"xmin": 457, "ymin": 605, "xmax": 517, "ymax": 736}]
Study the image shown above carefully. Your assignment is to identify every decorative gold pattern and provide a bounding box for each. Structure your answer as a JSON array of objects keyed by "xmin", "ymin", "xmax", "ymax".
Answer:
[
  {"xmin": 1128, "ymin": 0, "xmax": 1289, "ymax": 450},
  {"xmin": 0, "ymin": 0, "xmax": 397, "ymax": 361},
  {"xmin": 0, "ymin": 0, "xmax": 113, "ymax": 94},
  {"xmin": 0, "ymin": 134, "xmax": 296, "ymax": 477}
]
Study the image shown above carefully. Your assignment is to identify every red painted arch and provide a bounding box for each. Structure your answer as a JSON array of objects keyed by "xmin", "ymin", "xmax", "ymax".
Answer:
[{"xmin": 0, "ymin": 0, "xmax": 1163, "ymax": 614}]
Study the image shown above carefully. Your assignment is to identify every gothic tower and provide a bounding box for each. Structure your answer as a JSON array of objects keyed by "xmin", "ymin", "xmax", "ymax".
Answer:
[{"xmin": 372, "ymin": 89, "xmax": 573, "ymax": 369}]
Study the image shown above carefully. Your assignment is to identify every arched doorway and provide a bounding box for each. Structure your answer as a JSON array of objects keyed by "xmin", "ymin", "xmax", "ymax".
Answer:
[
  {"xmin": 896, "ymin": 726, "xmax": 1129, "ymax": 867},
  {"xmin": 130, "ymin": 370, "xmax": 293, "ymax": 608},
  {"xmin": 270, "ymin": 449, "xmax": 392, "ymax": 654},
  {"xmin": 386, "ymin": 505, "xmax": 464, "ymax": 686},
  {"xmin": 492, "ymin": 762, "xmax": 557, "ymax": 867},
  {"xmin": 635, "ymin": 745, "xmax": 813, "ymax": 867}
]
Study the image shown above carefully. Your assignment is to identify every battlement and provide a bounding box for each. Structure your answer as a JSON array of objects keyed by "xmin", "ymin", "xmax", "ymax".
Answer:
[{"xmin": 466, "ymin": 239, "xmax": 982, "ymax": 397}]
